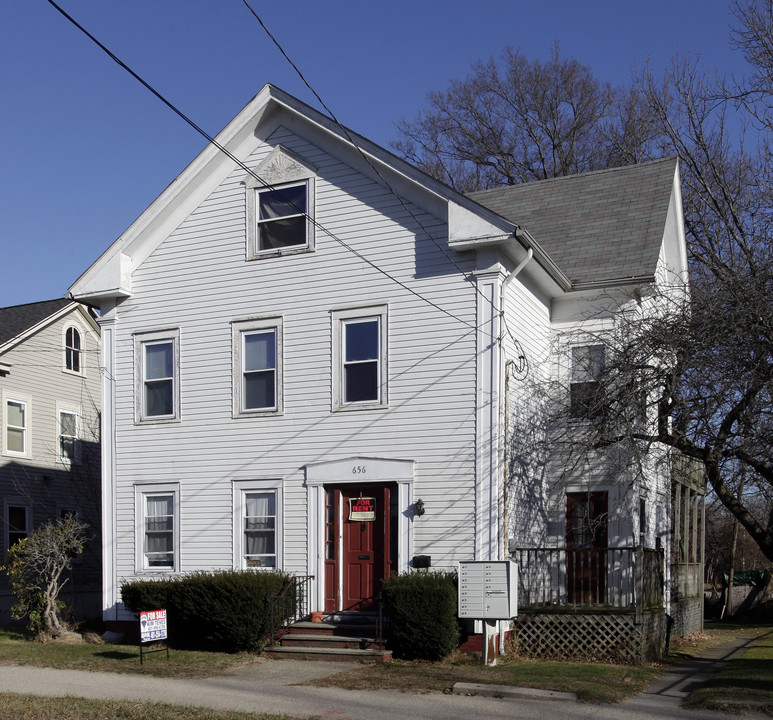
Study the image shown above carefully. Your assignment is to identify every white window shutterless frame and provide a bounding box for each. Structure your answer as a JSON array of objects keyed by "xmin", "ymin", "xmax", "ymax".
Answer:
[
  {"xmin": 331, "ymin": 305, "xmax": 388, "ymax": 411},
  {"xmin": 135, "ymin": 483, "xmax": 180, "ymax": 572},
  {"xmin": 232, "ymin": 479, "xmax": 283, "ymax": 570},
  {"xmin": 232, "ymin": 317, "xmax": 283, "ymax": 416},
  {"xmin": 134, "ymin": 329, "xmax": 180, "ymax": 423}
]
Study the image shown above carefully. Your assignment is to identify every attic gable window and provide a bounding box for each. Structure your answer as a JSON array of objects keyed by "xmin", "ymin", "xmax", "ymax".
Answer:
[
  {"xmin": 245, "ymin": 145, "xmax": 316, "ymax": 260},
  {"xmin": 257, "ymin": 183, "xmax": 308, "ymax": 251}
]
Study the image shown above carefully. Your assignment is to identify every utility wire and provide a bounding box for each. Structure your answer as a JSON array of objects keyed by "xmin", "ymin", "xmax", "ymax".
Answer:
[
  {"xmin": 45, "ymin": 0, "xmax": 478, "ymax": 331},
  {"xmin": 241, "ymin": 0, "xmax": 530, "ymax": 369}
]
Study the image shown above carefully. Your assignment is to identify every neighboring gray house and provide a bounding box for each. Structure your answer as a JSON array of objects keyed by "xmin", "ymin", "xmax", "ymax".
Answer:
[
  {"xmin": 69, "ymin": 85, "xmax": 694, "ymax": 659},
  {"xmin": 0, "ymin": 299, "xmax": 102, "ymax": 621}
]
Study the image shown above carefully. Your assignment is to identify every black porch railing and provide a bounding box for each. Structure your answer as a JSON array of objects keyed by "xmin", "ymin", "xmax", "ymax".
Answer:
[
  {"xmin": 268, "ymin": 574, "xmax": 313, "ymax": 644},
  {"xmin": 512, "ymin": 547, "xmax": 664, "ymax": 617}
]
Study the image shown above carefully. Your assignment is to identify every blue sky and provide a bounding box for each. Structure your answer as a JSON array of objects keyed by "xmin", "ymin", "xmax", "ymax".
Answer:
[{"xmin": 0, "ymin": 1, "xmax": 748, "ymax": 308}]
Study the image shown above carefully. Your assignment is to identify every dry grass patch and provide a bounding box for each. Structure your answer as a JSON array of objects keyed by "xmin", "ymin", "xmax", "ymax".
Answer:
[{"xmin": 303, "ymin": 651, "xmax": 659, "ymax": 703}]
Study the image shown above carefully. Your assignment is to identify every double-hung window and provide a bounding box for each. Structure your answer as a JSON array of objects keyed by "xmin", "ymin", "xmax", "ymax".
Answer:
[
  {"xmin": 332, "ymin": 305, "xmax": 388, "ymax": 410},
  {"xmin": 5, "ymin": 503, "xmax": 29, "ymax": 553},
  {"xmin": 233, "ymin": 480, "xmax": 283, "ymax": 570},
  {"xmin": 4, "ymin": 397, "xmax": 29, "ymax": 456},
  {"xmin": 244, "ymin": 145, "xmax": 316, "ymax": 260},
  {"xmin": 570, "ymin": 344, "xmax": 605, "ymax": 419},
  {"xmin": 134, "ymin": 329, "xmax": 180, "ymax": 423},
  {"xmin": 136, "ymin": 484, "xmax": 179, "ymax": 572},
  {"xmin": 58, "ymin": 409, "xmax": 78, "ymax": 463},
  {"xmin": 232, "ymin": 318, "xmax": 282, "ymax": 416},
  {"xmin": 257, "ymin": 183, "xmax": 308, "ymax": 252},
  {"xmin": 65, "ymin": 327, "xmax": 82, "ymax": 373}
]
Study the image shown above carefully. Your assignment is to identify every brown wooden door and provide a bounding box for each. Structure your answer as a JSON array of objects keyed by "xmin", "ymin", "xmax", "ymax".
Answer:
[
  {"xmin": 324, "ymin": 484, "xmax": 396, "ymax": 612},
  {"xmin": 566, "ymin": 492, "xmax": 608, "ymax": 604}
]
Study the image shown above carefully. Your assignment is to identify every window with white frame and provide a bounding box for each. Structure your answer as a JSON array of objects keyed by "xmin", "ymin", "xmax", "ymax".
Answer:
[
  {"xmin": 570, "ymin": 344, "xmax": 605, "ymax": 419},
  {"xmin": 58, "ymin": 410, "xmax": 79, "ymax": 463},
  {"xmin": 4, "ymin": 397, "xmax": 29, "ymax": 456},
  {"xmin": 134, "ymin": 329, "xmax": 180, "ymax": 423},
  {"xmin": 5, "ymin": 503, "xmax": 29, "ymax": 554},
  {"xmin": 233, "ymin": 480, "xmax": 282, "ymax": 570},
  {"xmin": 64, "ymin": 326, "xmax": 82, "ymax": 374},
  {"xmin": 136, "ymin": 484, "xmax": 179, "ymax": 572},
  {"xmin": 332, "ymin": 306, "xmax": 388, "ymax": 411},
  {"xmin": 256, "ymin": 183, "xmax": 308, "ymax": 252},
  {"xmin": 232, "ymin": 317, "xmax": 282, "ymax": 416},
  {"xmin": 244, "ymin": 145, "xmax": 316, "ymax": 260}
]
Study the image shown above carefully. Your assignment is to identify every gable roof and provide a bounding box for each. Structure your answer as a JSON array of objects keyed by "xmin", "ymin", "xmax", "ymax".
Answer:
[
  {"xmin": 69, "ymin": 84, "xmax": 516, "ymax": 303},
  {"xmin": 468, "ymin": 157, "xmax": 678, "ymax": 285},
  {"xmin": 0, "ymin": 299, "xmax": 73, "ymax": 348}
]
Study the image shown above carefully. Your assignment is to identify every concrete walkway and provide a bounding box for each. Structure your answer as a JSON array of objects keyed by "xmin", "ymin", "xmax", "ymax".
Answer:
[{"xmin": 0, "ymin": 634, "xmax": 768, "ymax": 719}]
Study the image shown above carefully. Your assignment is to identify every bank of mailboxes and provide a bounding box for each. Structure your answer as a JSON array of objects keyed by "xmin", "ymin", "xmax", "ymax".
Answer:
[{"xmin": 458, "ymin": 561, "xmax": 518, "ymax": 619}]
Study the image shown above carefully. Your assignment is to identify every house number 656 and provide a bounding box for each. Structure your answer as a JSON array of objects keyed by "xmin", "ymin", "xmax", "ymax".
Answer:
[{"xmin": 351, "ymin": 465, "xmax": 367, "ymax": 475}]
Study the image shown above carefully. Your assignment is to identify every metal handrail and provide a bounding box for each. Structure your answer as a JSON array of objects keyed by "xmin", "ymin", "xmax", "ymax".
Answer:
[{"xmin": 268, "ymin": 574, "xmax": 314, "ymax": 644}]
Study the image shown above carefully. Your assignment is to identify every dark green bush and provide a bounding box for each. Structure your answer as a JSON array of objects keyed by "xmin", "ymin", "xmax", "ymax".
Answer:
[
  {"xmin": 121, "ymin": 570, "xmax": 290, "ymax": 652},
  {"xmin": 381, "ymin": 571, "xmax": 459, "ymax": 660}
]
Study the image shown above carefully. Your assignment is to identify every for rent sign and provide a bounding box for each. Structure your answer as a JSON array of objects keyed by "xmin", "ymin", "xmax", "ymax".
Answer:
[
  {"xmin": 140, "ymin": 609, "xmax": 168, "ymax": 643},
  {"xmin": 349, "ymin": 496, "xmax": 376, "ymax": 521}
]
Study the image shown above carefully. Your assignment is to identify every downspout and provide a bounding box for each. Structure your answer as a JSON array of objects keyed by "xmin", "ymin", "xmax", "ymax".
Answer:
[{"xmin": 499, "ymin": 247, "xmax": 532, "ymax": 656}]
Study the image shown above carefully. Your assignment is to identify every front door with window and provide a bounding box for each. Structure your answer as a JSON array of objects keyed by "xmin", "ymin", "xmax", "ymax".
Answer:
[
  {"xmin": 324, "ymin": 483, "xmax": 397, "ymax": 612},
  {"xmin": 566, "ymin": 491, "xmax": 608, "ymax": 604}
]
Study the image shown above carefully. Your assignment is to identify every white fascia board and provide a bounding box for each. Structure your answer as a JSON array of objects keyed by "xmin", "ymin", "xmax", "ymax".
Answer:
[
  {"xmin": 655, "ymin": 163, "xmax": 690, "ymax": 290},
  {"xmin": 69, "ymin": 85, "xmax": 280, "ymax": 304}
]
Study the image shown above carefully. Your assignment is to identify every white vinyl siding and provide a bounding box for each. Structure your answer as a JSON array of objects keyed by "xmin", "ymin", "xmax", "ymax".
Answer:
[{"xmin": 106, "ymin": 125, "xmax": 480, "ymax": 610}]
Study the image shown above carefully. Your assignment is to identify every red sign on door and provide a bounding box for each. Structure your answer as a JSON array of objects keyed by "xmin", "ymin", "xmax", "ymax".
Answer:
[{"xmin": 349, "ymin": 496, "xmax": 376, "ymax": 521}]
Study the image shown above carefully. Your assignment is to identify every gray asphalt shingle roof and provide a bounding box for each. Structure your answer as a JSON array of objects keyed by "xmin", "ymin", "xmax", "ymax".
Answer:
[
  {"xmin": 468, "ymin": 157, "xmax": 678, "ymax": 285},
  {"xmin": 0, "ymin": 298, "xmax": 72, "ymax": 349}
]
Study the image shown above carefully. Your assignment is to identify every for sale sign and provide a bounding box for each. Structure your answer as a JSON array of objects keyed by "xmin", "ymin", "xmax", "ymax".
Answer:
[{"xmin": 140, "ymin": 609, "xmax": 168, "ymax": 643}]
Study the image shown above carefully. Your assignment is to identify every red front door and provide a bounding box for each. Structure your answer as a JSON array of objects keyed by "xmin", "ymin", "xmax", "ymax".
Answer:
[{"xmin": 324, "ymin": 484, "xmax": 396, "ymax": 612}]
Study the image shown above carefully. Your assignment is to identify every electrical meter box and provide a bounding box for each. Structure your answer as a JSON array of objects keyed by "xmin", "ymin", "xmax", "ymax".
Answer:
[{"xmin": 458, "ymin": 561, "xmax": 518, "ymax": 620}]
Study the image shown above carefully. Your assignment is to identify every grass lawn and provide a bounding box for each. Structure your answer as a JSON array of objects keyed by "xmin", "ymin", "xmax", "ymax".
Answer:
[
  {"xmin": 683, "ymin": 623, "xmax": 773, "ymax": 715},
  {"xmin": 304, "ymin": 651, "xmax": 660, "ymax": 703},
  {"xmin": 0, "ymin": 694, "xmax": 293, "ymax": 720},
  {"xmin": 0, "ymin": 628, "xmax": 262, "ymax": 678}
]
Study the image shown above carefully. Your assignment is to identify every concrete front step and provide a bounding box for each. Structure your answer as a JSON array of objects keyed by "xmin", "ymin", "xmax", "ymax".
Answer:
[
  {"xmin": 266, "ymin": 645, "xmax": 392, "ymax": 663},
  {"xmin": 280, "ymin": 632, "xmax": 381, "ymax": 650},
  {"xmin": 286, "ymin": 621, "xmax": 378, "ymax": 637}
]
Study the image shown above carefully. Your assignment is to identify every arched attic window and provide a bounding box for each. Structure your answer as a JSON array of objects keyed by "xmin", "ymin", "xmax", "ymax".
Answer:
[{"xmin": 65, "ymin": 326, "xmax": 82, "ymax": 373}]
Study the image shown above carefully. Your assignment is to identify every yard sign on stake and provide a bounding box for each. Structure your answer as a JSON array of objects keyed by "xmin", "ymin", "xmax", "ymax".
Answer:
[{"xmin": 139, "ymin": 609, "xmax": 169, "ymax": 664}]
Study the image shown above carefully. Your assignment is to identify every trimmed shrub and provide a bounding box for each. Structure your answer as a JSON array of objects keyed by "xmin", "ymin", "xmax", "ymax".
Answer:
[
  {"xmin": 381, "ymin": 571, "xmax": 459, "ymax": 660},
  {"xmin": 121, "ymin": 570, "xmax": 290, "ymax": 652}
]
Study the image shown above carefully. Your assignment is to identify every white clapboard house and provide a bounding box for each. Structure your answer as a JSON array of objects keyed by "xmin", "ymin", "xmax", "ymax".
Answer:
[{"xmin": 69, "ymin": 85, "xmax": 692, "ymax": 658}]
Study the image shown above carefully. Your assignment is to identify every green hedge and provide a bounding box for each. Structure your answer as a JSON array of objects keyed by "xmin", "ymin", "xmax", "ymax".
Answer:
[
  {"xmin": 121, "ymin": 570, "xmax": 290, "ymax": 652},
  {"xmin": 381, "ymin": 571, "xmax": 459, "ymax": 660}
]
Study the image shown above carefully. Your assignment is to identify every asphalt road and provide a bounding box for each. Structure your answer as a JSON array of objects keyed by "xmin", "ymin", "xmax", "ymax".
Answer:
[{"xmin": 0, "ymin": 635, "xmax": 767, "ymax": 720}]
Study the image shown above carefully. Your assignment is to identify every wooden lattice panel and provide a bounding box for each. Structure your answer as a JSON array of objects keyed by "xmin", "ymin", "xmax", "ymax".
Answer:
[{"xmin": 514, "ymin": 613, "xmax": 644, "ymax": 664}]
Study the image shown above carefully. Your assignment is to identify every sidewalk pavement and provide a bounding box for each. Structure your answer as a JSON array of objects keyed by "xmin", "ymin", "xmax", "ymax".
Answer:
[{"xmin": 0, "ymin": 634, "xmax": 768, "ymax": 720}]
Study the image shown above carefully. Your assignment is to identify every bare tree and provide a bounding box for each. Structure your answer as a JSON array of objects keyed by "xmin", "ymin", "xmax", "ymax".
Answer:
[
  {"xmin": 392, "ymin": 45, "xmax": 657, "ymax": 192},
  {"xmin": 1, "ymin": 513, "xmax": 89, "ymax": 637}
]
